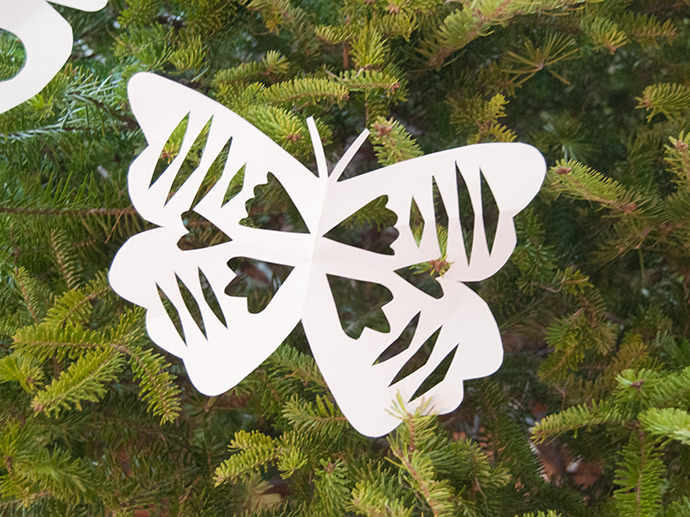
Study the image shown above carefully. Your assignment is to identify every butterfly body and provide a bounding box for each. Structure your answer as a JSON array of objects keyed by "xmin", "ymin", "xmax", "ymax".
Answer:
[{"xmin": 110, "ymin": 72, "xmax": 546, "ymax": 436}]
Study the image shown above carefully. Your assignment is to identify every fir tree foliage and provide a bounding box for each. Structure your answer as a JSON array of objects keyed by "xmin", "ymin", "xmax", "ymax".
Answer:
[{"xmin": 1, "ymin": 0, "xmax": 690, "ymax": 514}]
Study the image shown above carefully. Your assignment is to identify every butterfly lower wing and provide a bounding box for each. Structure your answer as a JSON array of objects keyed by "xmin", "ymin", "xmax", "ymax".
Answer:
[
  {"xmin": 49, "ymin": 0, "xmax": 107, "ymax": 9},
  {"xmin": 304, "ymin": 143, "xmax": 545, "ymax": 436},
  {"xmin": 303, "ymin": 259, "xmax": 501, "ymax": 437},
  {"xmin": 111, "ymin": 73, "xmax": 318, "ymax": 395}
]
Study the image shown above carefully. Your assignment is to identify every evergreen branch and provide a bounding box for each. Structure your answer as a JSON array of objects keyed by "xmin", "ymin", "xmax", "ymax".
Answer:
[
  {"xmin": 311, "ymin": 459, "xmax": 351, "ymax": 516},
  {"xmin": 475, "ymin": 381, "xmax": 544, "ymax": 484},
  {"xmin": 427, "ymin": 3, "xmax": 505, "ymax": 68},
  {"xmin": 581, "ymin": 16, "xmax": 628, "ymax": 54},
  {"xmin": 449, "ymin": 93, "xmax": 517, "ymax": 142},
  {"xmin": 315, "ymin": 24, "xmax": 358, "ymax": 45},
  {"xmin": 31, "ymin": 347, "xmax": 126, "ymax": 416},
  {"xmin": 664, "ymin": 132, "xmax": 690, "ymax": 189},
  {"xmin": 637, "ymin": 83, "xmax": 690, "ymax": 121},
  {"xmin": 388, "ymin": 449, "xmax": 455, "ymax": 517},
  {"xmin": 247, "ymin": 0, "xmax": 319, "ymax": 53},
  {"xmin": 44, "ymin": 272, "xmax": 111, "ymax": 329},
  {"xmin": 274, "ymin": 431, "xmax": 308, "ymax": 479},
  {"xmin": 338, "ymin": 69, "xmax": 405, "ymax": 97},
  {"xmin": 647, "ymin": 367, "xmax": 690, "ymax": 408},
  {"xmin": 613, "ymin": 432, "xmax": 664, "ymax": 517},
  {"xmin": 281, "ymin": 394, "xmax": 348, "ymax": 438},
  {"xmin": 8, "ymin": 448, "xmax": 91, "ymax": 504},
  {"xmin": 213, "ymin": 51, "xmax": 290, "ymax": 85},
  {"xmin": 13, "ymin": 309, "xmax": 145, "ymax": 363},
  {"xmin": 639, "ymin": 408, "xmax": 690, "ymax": 446},
  {"xmin": 215, "ymin": 430, "xmax": 278, "ymax": 485},
  {"xmin": 45, "ymin": 291, "xmax": 95, "ymax": 330},
  {"xmin": 368, "ymin": 116, "xmax": 423, "ymax": 166},
  {"xmin": 350, "ymin": 26, "xmax": 388, "ymax": 70},
  {"xmin": 13, "ymin": 268, "xmax": 43, "ymax": 325},
  {"xmin": 425, "ymin": 0, "xmax": 584, "ymax": 67},
  {"xmin": 260, "ymin": 78, "xmax": 348, "ymax": 107},
  {"xmin": 502, "ymin": 34, "xmax": 577, "ymax": 85},
  {"xmin": 244, "ymin": 105, "xmax": 333, "ymax": 159},
  {"xmin": 387, "ymin": 402, "xmax": 456, "ymax": 517},
  {"xmin": 350, "ymin": 478, "xmax": 414, "ymax": 517},
  {"xmin": 50, "ymin": 229, "xmax": 82, "ymax": 290},
  {"xmin": 531, "ymin": 400, "xmax": 629, "ymax": 443},
  {"xmin": 539, "ymin": 310, "xmax": 617, "ymax": 382},
  {"xmin": 267, "ymin": 344, "xmax": 328, "ymax": 389},
  {"xmin": 0, "ymin": 354, "xmax": 45, "ymax": 393},
  {"xmin": 548, "ymin": 159, "xmax": 640, "ymax": 213},
  {"xmin": 126, "ymin": 345, "xmax": 181, "ymax": 424},
  {"xmin": 665, "ymin": 497, "xmax": 690, "ymax": 516},
  {"xmin": 619, "ymin": 12, "xmax": 676, "ymax": 49},
  {"xmin": 13, "ymin": 329, "xmax": 109, "ymax": 360},
  {"xmin": 0, "ymin": 206, "xmax": 137, "ymax": 217},
  {"xmin": 348, "ymin": 462, "xmax": 415, "ymax": 516}
]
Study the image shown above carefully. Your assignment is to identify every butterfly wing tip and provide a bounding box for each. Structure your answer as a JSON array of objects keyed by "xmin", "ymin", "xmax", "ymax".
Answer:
[
  {"xmin": 50, "ymin": 0, "xmax": 108, "ymax": 11},
  {"xmin": 127, "ymin": 71, "xmax": 159, "ymax": 94},
  {"xmin": 185, "ymin": 357, "xmax": 239, "ymax": 397},
  {"xmin": 486, "ymin": 142, "xmax": 547, "ymax": 211}
]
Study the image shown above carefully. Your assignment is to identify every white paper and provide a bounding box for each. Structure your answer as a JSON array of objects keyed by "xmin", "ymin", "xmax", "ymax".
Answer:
[
  {"xmin": 0, "ymin": 0, "xmax": 107, "ymax": 115},
  {"xmin": 110, "ymin": 72, "xmax": 546, "ymax": 437}
]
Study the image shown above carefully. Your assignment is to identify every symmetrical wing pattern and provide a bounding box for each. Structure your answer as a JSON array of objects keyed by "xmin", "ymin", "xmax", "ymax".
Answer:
[
  {"xmin": 0, "ymin": 0, "xmax": 106, "ymax": 115},
  {"xmin": 110, "ymin": 73, "xmax": 546, "ymax": 437}
]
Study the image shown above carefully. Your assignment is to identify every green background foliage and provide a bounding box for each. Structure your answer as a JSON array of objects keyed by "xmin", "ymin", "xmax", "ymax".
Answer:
[{"xmin": 1, "ymin": 0, "xmax": 690, "ymax": 515}]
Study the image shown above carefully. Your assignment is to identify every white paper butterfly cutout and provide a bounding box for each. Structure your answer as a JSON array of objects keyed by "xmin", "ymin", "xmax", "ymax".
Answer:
[
  {"xmin": 109, "ymin": 72, "xmax": 546, "ymax": 437},
  {"xmin": 0, "ymin": 0, "xmax": 106, "ymax": 115}
]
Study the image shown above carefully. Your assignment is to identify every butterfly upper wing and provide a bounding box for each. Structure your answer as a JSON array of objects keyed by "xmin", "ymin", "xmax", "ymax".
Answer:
[
  {"xmin": 0, "ymin": 0, "xmax": 107, "ymax": 116},
  {"xmin": 110, "ymin": 73, "xmax": 321, "ymax": 395},
  {"xmin": 302, "ymin": 143, "xmax": 546, "ymax": 436},
  {"xmin": 319, "ymin": 143, "xmax": 546, "ymax": 281}
]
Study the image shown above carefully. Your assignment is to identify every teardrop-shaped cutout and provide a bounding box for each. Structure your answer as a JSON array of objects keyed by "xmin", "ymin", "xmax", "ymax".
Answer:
[
  {"xmin": 374, "ymin": 312, "xmax": 420, "ymax": 364},
  {"xmin": 326, "ymin": 275, "xmax": 393, "ymax": 339},
  {"xmin": 240, "ymin": 173, "xmax": 308, "ymax": 233},
  {"xmin": 167, "ymin": 117, "xmax": 214, "ymax": 201},
  {"xmin": 225, "ymin": 258, "xmax": 294, "ymax": 314},
  {"xmin": 176, "ymin": 210, "xmax": 232, "ymax": 250},
  {"xmin": 389, "ymin": 328, "xmax": 441, "ymax": 386},
  {"xmin": 480, "ymin": 170, "xmax": 499, "ymax": 253},
  {"xmin": 176, "ymin": 274, "xmax": 206, "ymax": 339},
  {"xmin": 433, "ymin": 177, "xmax": 449, "ymax": 255},
  {"xmin": 409, "ymin": 345, "xmax": 458, "ymax": 402},
  {"xmin": 157, "ymin": 285, "xmax": 185, "ymax": 343},
  {"xmin": 323, "ymin": 196, "xmax": 398, "ymax": 255},
  {"xmin": 198, "ymin": 269, "xmax": 227, "ymax": 328},
  {"xmin": 223, "ymin": 164, "xmax": 245, "ymax": 206},
  {"xmin": 409, "ymin": 197, "xmax": 424, "ymax": 246},
  {"xmin": 456, "ymin": 164, "xmax": 474, "ymax": 261},
  {"xmin": 150, "ymin": 113, "xmax": 190, "ymax": 187},
  {"xmin": 186, "ymin": 136, "xmax": 233, "ymax": 210}
]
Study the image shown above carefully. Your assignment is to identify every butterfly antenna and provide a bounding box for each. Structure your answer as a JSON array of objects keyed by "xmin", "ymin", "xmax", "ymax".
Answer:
[
  {"xmin": 307, "ymin": 117, "xmax": 328, "ymax": 179},
  {"xmin": 330, "ymin": 127, "xmax": 370, "ymax": 182}
]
